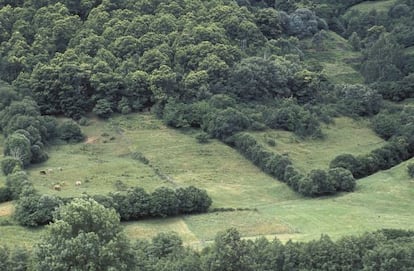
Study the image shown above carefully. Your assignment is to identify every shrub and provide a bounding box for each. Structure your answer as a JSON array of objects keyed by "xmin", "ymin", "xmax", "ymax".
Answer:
[
  {"xmin": 58, "ymin": 120, "xmax": 84, "ymax": 142},
  {"xmin": 175, "ymin": 186, "xmax": 212, "ymax": 214},
  {"xmin": 196, "ymin": 132, "xmax": 210, "ymax": 144},
  {"xmin": 14, "ymin": 190, "xmax": 62, "ymax": 227},
  {"xmin": 5, "ymin": 171, "xmax": 31, "ymax": 199},
  {"xmin": 1, "ymin": 157, "xmax": 22, "ymax": 176},
  {"xmin": 150, "ymin": 187, "xmax": 180, "ymax": 217},
  {"xmin": 408, "ymin": 164, "xmax": 414, "ymax": 178},
  {"xmin": 93, "ymin": 99, "xmax": 113, "ymax": 119},
  {"xmin": 0, "ymin": 187, "xmax": 11, "ymax": 203},
  {"xmin": 328, "ymin": 167, "xmax": 356, "ymax": 192},
  {"xmin": 206, "ymin": 108, "xmax": 251, "ymax": 140}
]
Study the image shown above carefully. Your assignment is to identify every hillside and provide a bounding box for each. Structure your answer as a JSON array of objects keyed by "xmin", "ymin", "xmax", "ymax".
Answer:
[
  {"xmin": 0, "ymin": 0, "xmax": 413, "ymax": 269},
  {"xmin": 1, "ymin": 114, "xmax": 413, "ymax": 248}
]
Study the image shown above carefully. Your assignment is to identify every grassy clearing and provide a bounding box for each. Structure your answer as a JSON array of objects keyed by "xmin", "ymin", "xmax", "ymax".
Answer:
[
  {"xmin": 304, "ymin": 31, "xmax": 364, "ymax": 84},
  {"xmin": 348, "ymin": 0, "xmax": 398, "ymax": 13},
  {"xmin": 250, "ymin": 117, "xmax": 385, "ymax": 172},
  {"xmin": 0, "ymin": 114, "xmax": 413, "ymax": 247}
]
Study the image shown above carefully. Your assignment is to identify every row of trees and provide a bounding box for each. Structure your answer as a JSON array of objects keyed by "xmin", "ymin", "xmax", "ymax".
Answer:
[
  {"xmin": 331, "ymin": 104, "xmax": 414, "ymax": 179},
  {"xmin": 330, "ymin": 137, "xmax": 413, "ymax": 179},
  {"xmin": 2, "ymin": 168, "xmax": 212, "ymax": 227},
  {"xmin": 95, "ymin": 186, "xmax": 212, "ymax": 221},
  {"xmin": 2, "ymin": 197, "xmax": 414, "ymax": 270},
  {"xmin": 230, "ymin": 133, "xmax": 356, "ymax": 196}
]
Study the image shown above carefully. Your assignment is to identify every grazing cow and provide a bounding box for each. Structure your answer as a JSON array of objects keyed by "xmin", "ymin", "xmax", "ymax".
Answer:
[
  {"xmin": 47, "ymin": 168, "xmax": 53, "ymax": 173},
  {"xmin": 75, "ymin": 181, "xmax": 82, "ymax": 186},
  {"xmin": 58, "ymin": 167, "xmax": 63, "ymax": 171},
  {"xmin": 40, "ymin": 170, "xmax": 47, "ymax": 175},
  {"xmin": 53, "ymin": 184, "xmax": 61, "ymax": 191}
]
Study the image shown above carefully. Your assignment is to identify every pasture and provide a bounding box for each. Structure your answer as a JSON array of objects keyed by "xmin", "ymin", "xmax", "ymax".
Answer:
[
  {"xmin": 0, "ymin": 114, "xmax": 413, "ymax": 248},
  {"xmin": 249, "ymin": 117, "xmax": 385, "ymax": 172},
  {"xmin": 347, "ymin": 0, "xmax": 398, "ymax": 13},
  {"xmin": 304, "ymin": 31, "xmax": 364, "ymax": 84}
]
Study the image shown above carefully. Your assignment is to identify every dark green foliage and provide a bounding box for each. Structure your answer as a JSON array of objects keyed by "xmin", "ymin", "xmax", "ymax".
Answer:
[
  {"xmin": 5, "ymin": 170, "xmax": 31, "ymax": 199},
  {"xmin": 0, "ymin": 187, "xmax": 11, "ymax": 203},
  {"xmin": 263, "ymin": 99, "xmax": 323, "ymax": 138},
  {"xmin": 331, "ymin": 137, "xmax": 413, "ymax": 179},
  {"xmin": 57, "ymin": 120, "xmax": 84, "ymax": 142},
  {"xmin": 195, "ymin": 132, "xmax": 210, "ymax": 144},
  {"xmin": 336, "ymin": 84, "xmax": 382, "ymax": 117},
  {"xmin": 0, "ymin": 246, "xmax": 31, "ymax": 271},
  {"xmin": 1, "ymin": 156, "xmax": 22, "ymax": 176},
  {"xmin": 328, "ymin": 167, "xmax": 356, "ymax": 192},
  {"xmin": 330, "ymin": 154, "xmax": 361, "ymax": 176},
  {"xmin": 150, "ymin": 232, "xmax": 183, "ymax": 258},
  {"xmin": 229, "ymin": 57, "xmax": 291, "ymax": 101},
  {"xmin": 175, "ymin": 186, "xmax": 212, "ymax": 214},
  {"xmin": 34, "ymin": 198, "xmax": 136, "ymax": 271},
  {"xmin": 299, "ymin": 169, "xmax": 335, "ymax": 196},
  {"xmin": 93, "ymin": 99, "xmax": 113, "ymax": 119},
  {"xmin": 408, "ymin": 163, "xmax": 414, "ymax": 178},
  {"xmin": 14, "ymin": 189, "xmax": 62, "ymax": 227},
  {"xmin": 203, "ymin": 228, "xmax": 251, "ymax": 271},
  {"xmin": 205, "ymin": 108, "xmax": 251, "ymax": 140},
  {"xmin": 150, "ymin": 187, "xmax": 180, "ymax": 217},
  {"xmin": 111, "ymin": 187, "xmax": 151, "ymax": 221},
  {"xmin": 372, "ymin": 112, "xmax": 400, "ymax": 140}
]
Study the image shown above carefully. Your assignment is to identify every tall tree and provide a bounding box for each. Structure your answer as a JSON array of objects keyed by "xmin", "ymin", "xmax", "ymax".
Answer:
[{"xmin": 35, "ymin": 198, "xmax": 136, "ymax": 271}]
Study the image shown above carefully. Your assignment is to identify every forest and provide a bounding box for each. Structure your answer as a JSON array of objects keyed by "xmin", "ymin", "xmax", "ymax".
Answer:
[{"xmin": 0, "ymin": 0, "xmax": 413, "ymax": 269}]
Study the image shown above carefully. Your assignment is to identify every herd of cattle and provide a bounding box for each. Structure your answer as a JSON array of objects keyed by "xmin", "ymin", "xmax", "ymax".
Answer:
[{"xmin": 39, "ymin": 168, "xmax": 82, "ymax": 191}]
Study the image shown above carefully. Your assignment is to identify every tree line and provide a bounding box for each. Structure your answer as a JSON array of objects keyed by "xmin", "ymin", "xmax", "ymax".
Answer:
[{"xmin": 0, "ymin": 168, "xmax": 211, "ymax": 227}]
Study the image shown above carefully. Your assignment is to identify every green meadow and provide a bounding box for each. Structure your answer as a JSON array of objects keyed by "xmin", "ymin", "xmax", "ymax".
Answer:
[
  {"xmin": 304, "ymin": 31, "xmax": 364, "ymax": 84},
  {"xmin": 249, "ymin": 117, "xmax": 385, "ymax": 172},
  {"xmin": 1, "ymin": 114, "xmax": 413, "ymax": 248},
  {"xmin": 347, "ymin": 0, "xmax": 398, "ymax": 13}
]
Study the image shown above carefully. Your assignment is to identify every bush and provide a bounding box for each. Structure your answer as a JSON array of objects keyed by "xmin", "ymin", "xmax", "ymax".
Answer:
[
  {"xmin": 150, "ymin": 187, "xmax": 180, "ymax": 217},
  {"xmin": 1, "ymin": 157, "xmax": 22, "ymax": 176},
  {"xmin": 58, "ymin": 120, "xmax": 84, "ymax": 142},
  {"xmin": 93, "ymin": 99, "xmax": 113, "ymax": 119},
  {"xmin": 14, "ymin": 190, "xmax": 62, "ymax": 227},
  {"xmin": 206, "ymin": 108, "xmax": 251, "ymax": 140},
  {"xmin": 408, "ymin": 164, "xmax": 414, "ymax": 178},
  {"xmin": 0, "ymin": 187, "xmax": 11, "ymax": 203},
  {"xmin": 328, "ymin": 167, "xmax": 356, "ymax": 192},
  {"xmin": 175, "ymin": 186, "xmax": 212, "ymax": 214},
  {"xmin": 5, "ymin": 170, "xmax": 31, "ymax": 199},
  {"xmin": 196, "ymin": 132, "xmax": 210, "ymax": 144}
]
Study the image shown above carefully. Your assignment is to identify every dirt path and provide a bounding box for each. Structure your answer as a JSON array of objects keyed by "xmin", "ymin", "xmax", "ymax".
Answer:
[{"xmin": 0, "ymin": 202, "xmax": 14, "ymax": 217}]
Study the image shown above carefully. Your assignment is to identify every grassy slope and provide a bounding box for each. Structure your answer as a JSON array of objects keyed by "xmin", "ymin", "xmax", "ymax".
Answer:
[
  {"xmin": 1, "ymin": 114, "xmax": 413, "ymax": 248},
  {"xmin": 347, "ymin": 0, "xmax": 398, "ymax": 13},
  {"xmin": 304, "ymin": 31, "xmax": 364, "ymax": 84},
  {"xmin": 249, "ymin": 117, "xmax": 385, "ymax": 172}
]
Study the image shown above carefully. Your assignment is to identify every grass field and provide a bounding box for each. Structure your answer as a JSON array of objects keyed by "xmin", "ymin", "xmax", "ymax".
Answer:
[
  {"xmin": 304, "ymin": 31, "xmax": 364, "ymax": 84},
  {"xmin": 347, "ymin": 0, "xmax": 398, "ymax": 13},
  {"xmin": 249, "ymin": 117, "xmax": 385, "ymax": 172},
  {"xmin": 0, "ymin": 114, "xmax": 413, "ymax": 248}
]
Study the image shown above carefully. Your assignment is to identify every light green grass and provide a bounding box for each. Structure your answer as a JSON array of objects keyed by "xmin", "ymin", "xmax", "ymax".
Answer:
[
  {"xmin": 348, "ymin": 0, "xmax": 397, "ymax": 13},
  {"xmin": 405, "ymin": 46, "xmax": 414, "ymax": 56},
  {"xmin": 1, "ymin": 114, "xmax": 413, "ymax": 247},
  {"xmin": 304, "ymin": 31, "xmax": 364, "ymax": 84},
  {"xmin": 250, "ymin": 117, "xmax": 385, "ymax": 172}
]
